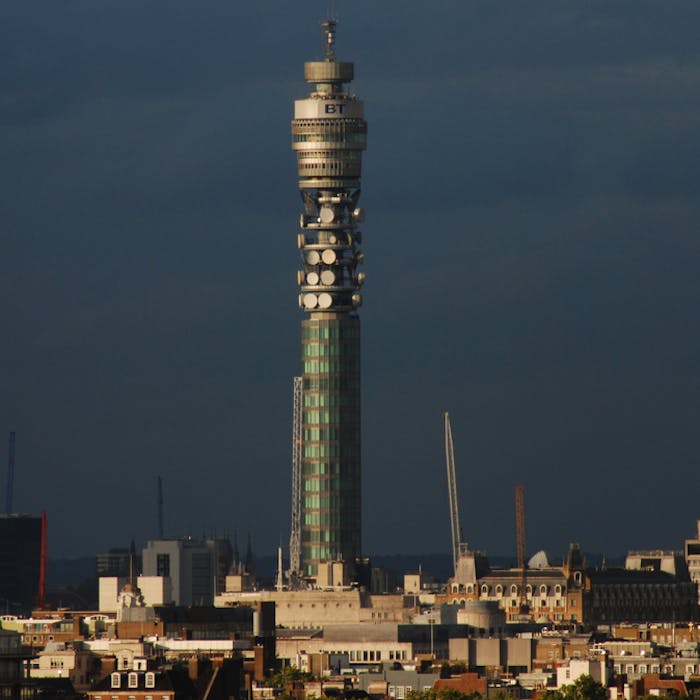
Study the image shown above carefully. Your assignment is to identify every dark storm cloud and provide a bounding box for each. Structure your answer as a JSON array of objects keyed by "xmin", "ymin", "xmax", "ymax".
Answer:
[{"xmin": 1, "ymin": 0, "xmax": 699, "ymax": 560}]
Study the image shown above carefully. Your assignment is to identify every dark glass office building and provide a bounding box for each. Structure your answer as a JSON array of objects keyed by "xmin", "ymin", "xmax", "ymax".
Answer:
[
  {"xmin": 0, "ymin": 514, "xmax": 41, "ymax": 613},
  {"xmin": 291, "ymin": 22, "xmax": 367, "ymax": 576}
]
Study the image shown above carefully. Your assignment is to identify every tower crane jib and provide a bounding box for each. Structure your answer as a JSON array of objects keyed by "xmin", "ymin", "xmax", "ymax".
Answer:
[{"xmin": 444, "ymin": 413, "xmax": 463, "ymax": 578}]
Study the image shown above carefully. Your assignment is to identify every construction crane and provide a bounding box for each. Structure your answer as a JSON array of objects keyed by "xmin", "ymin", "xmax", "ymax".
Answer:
[
  {"xmin": 444, "ymin": 412, "xmax": 465, "ymax": 579},
  {"xmin": 515, "ymin": 484, "xmax": 529, "ymax": 613},
  {"xmin": 289, "ymin": 376, "xmax": 303, "ymax": 578},
  {"xmin": 6, "ymin": 432, "xmax": 15, "ymax": 514}
]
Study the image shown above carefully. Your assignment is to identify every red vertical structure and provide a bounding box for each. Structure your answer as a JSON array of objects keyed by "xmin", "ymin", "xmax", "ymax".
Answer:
[
  {"xmin": 515, "ymin": 484, "xmax": 528, "ymax": 612},
  {"xmin": 38, "ymin": 511, "xmax": 47, "ymax": 608}
]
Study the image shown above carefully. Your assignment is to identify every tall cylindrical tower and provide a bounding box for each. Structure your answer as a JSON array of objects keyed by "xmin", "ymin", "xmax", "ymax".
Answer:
[{"xmin": 291, "ymin": 20, "xmax": 367, "ymax": 577}]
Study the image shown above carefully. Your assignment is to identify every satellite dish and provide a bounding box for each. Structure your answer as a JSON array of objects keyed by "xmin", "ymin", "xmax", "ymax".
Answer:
[
  {"xmin": 351, "ymin": 293, "xmax": 362, "ymax": 307},
  {"xmin": 319, "ymin": 206, "xmax": 335, "ymax": 224},
  {"xmin": 320, "ymin": 270, "xmax": 335, "ymax": 285},
  {"xmin": 329, "ymin": 234, "xmax": 337, "ymax": 244},
  {"xmin": 318, "ymin": 293, "xmax": 333, "ymax": 309},
  {"xmin": 303, "ymin": 293, "xmax": 318, "ymax": 309},
  {"xmin": 306, "ymin": 272, "xmax": 320, "ymax": 285},
  {"xmin": 306, "ymin": 250, "xmax": 320, "ymax": 265},
  {"xmin": 297, "ymin": 270, "xmax": 305, "ymax": 285},
  {"xmin": 321, "ymin": 249, "xmax": 337, "ymax": 264}
]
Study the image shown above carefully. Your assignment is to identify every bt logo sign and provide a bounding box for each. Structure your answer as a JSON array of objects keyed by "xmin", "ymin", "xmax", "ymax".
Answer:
[{"xmin": 324, "ymin": 103, "xmax": 346, "ymax": 114}]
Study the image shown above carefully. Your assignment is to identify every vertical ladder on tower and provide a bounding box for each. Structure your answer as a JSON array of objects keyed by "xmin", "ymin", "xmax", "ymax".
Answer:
[
  {"xmin": 444, "ymin": 413, "xmax": 464, "ymax": 579},
  {"xmin": 289, "ymin": 376, "xmax": 303, "ymax": 579}
]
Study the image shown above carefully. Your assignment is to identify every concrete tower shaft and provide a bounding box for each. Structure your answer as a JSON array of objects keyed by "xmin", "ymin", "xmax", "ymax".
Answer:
[{"xmin": 291, "ymin": 20, "xmax": 366, "ymax": 576}]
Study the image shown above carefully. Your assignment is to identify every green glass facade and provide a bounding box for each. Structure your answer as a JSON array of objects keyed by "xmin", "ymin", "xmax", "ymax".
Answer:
[{"xmin": 301, "ymin": 315, "xmax": 361, "ymax": 575}]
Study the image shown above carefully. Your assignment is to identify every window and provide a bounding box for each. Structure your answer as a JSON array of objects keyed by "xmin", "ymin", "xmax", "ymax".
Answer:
[{"xmin": 156, "ymin": 553, "xmax": 170, "ymax": 577}]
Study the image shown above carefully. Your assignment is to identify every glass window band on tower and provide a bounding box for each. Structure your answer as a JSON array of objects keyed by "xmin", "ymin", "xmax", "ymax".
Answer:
[
  {"xmin": 291, "ymin": 20, "xmax": 367, "ymax": 578},
  {"xmin": 300, "ymin": 316, "xmax": 361, "ymax": 570}
]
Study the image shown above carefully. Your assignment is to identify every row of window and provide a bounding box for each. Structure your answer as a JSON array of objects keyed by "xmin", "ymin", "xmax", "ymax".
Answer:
[
  {"xmin": 302, "ymin": 462, "xmax": 359, "ymax": 476},
  {"xmin": 94, "ymin": 696, "xmax": 170, "ymax": 700},
  {"xmin": 509, "ymin": 599, "xmax": 564, "ymax": 608},
  {"xmin": 303, "ymin": 545, "xmax": 342, "ymax": 560},
  {"xmin": 303, "ymin": 494, "xmax": 359, "ymax": 509},
  {"xmin": 303, "ymin": 443, "xmax": 359, "ymax": 457},
  {"xmin": 302, "ymin": 529, "xmax": 337, "ymax": 543},
  {"xmin": 474, "ymin": 583, "xmax": 566, "ymax": 596},
  {"xmin": 303, "ymin": 360, "xmax": 359, "ymax": 375},
  {"xmin": 611, "ymin": 664, "xmax": 698, "ymax": 676},
  {"xmin": 304, "ymin": 512, "xmax": 342, "ymax": 527},
  {"xmin": 293, "ymin": 132, "xmax": 366, "ymax": 144},
  {"xmin": 302, "ymin": 342, "xmax": 358, "ymax": 357},
  {"xmin": 302, "ymin": 324, "xmax": 359, "ymax": 340},
  {"xmin": 304, "ymin": 477, "xmax": 357, "ymax": 492},
  {"xmin": 303, "ymin": 377, "xmax": 360, "ymax": 391},
  {"xmin": 303, "ymin": 394, "xmax": 359, "ymax": 408},
  {"xmin": 297, "ymin": 162, "xmax": 361, "ymax": 173},
  {"xmin": 297, "ymin": 149, "xmax": 362, "ymax": 160},
  {"xmin": 303, "ymin": 428, "xmax": 360, "ymax": 442}
]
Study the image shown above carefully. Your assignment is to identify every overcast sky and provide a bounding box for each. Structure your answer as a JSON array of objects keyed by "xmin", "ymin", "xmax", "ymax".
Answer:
[{"xmin": 2, "ymin": 0, "xmax": 699, "ymax": 563}]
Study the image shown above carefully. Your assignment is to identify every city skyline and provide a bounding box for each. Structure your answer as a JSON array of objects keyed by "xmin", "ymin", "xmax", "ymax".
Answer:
[{"xmin": 2, "ymin": 1, "xmax": 700, "ymax": 559}]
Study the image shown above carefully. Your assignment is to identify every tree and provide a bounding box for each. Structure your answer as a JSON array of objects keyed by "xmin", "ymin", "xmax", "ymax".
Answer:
[{"xmin": 560, "ymin": 675, "xmax": 607, "ymax": 700}]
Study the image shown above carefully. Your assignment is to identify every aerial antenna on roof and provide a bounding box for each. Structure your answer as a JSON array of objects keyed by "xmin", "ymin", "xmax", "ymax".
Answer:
[{"xmin": 321, "ymin": 18, "xmax": 337, "ymax": 61}]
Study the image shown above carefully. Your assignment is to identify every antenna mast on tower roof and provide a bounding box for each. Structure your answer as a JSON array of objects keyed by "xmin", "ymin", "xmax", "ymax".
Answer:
[{"xmin": 321, "ymin": 19, "xmax": 337, "ymax": 61}]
